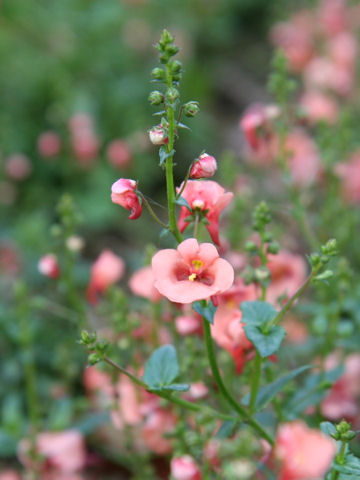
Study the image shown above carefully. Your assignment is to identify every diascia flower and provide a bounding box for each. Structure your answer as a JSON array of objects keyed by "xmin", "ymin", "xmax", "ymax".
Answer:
[
  {"xmin": 152, "ymin": 238, "xmax": 234, "ymax": 304},
  {"xmin": 87, "ymin": 249, "xmax": 125, "ymax": 304},
  {"xmin": 190, "ymin": 153, "xmax": 217, "ymax": 179},
  {"xmin": 176, "ymin": 180, "xmax": 233, "ymax": 246},
  {"xmin": 111, "ymin": 178, "xmax": 142, "ymax": 219}
]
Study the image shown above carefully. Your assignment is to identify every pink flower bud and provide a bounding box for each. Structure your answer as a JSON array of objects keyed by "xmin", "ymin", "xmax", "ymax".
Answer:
[
  {"xmin": 38, "ymin": 254, "xmax": 60, "ymax": 278},
  {"xmin": 87, "ymin": 249, "xmax": 125, "ymax": 304},
  {"xmin": 106, "ymin": 139, "xmax": 132, "ymax": 168},
  {"xmin": 5, "ymin": 154, "xmax": 32, "ymax": 181},
  {"xmin": 149, "ymin": 125, "xmax": 168, "ymax": 145},
  {"xmin": 111, "ymin": 178, "xmax": 142, "ymax": 220},
  {"xmin": 170, "ymin": 455, "xmax": 202, "ymax": 480},
  {"xmin": 190, "ymin": 153, "xmax": 217, "ymax": 179},
  {"xmin": 37, "ymin": 131, "xmax": 61, "ymax": 158}
]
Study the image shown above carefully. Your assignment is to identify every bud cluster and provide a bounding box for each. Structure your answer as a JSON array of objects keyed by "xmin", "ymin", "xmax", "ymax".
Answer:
[
  {"xmin": 332, "ymin": 420, "xmax": 357, "ymax": 442},
  {"xmin": 79, "ymin": 330, "xmax": 109, "ymax": 366}
]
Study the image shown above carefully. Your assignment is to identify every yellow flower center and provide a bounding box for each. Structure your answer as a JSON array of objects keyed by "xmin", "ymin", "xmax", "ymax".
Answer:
[
  {"xmin": 192, "ymin": 259, "xmax": 204, "ymax": 269},
  {"xmin": 188, "ymin": 273, "xmax": 197, "ymax": 281}
]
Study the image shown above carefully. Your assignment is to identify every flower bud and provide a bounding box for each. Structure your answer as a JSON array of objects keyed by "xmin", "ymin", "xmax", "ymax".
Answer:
[
  {"xmin": 170, "ymin": 455, "xmax": 202, "ymax": 480},
  {"xmin": 151, "ymin": 67, "xmax": 165, "ymax": 80},
  {"xmin": 149, "ymin": 125, "xmax": 168, "ymax": 145},
  {"xmin": 267, "ymin": 242, "xmax": 280, "ymax": 254},
  {"xmin": 169, "ymin": 60, "xmax": 182, "ymax": 74},
  {"xmin": 165, "ymin": 44, "xmax": 179, "ymax": 57},
  {"xmin": 184, "ymin": 101, "xmax": 200, "ymax": 117},
  {"xmin": 111, "ymin": 178, "xmax": 142, "ymax": 220},
  {"xmin": 38, "ymin": 254, "xmax": 60, "ymax": 279},
  {"xmin": 190, "ymin": 153, "xmax": 217, "ymax": 179},
  {"xmin": 166, "ymin": 87, "xmax": 180, "ymax": 103},
  {"xmin": 148, "ymin": 90, "xmax": 164, "ymax": 105}
]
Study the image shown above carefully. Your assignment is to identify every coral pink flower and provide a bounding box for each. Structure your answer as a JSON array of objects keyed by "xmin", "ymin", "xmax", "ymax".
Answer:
[
  {"xmin": 318, "ymin": 0, "xmax": 348, "ymax": 36},
  {"xmin": 37, "ymin": 131, "xmax": 61, "ymax": 158},
  {"xmin": 149, "ymin": 125, "xmax": 168, "ymax": 145},
  {"xmin": 0, "ymin": 471, "xmax": 20, "ymax": 480},
  {"xmin": 190, "ymin": 153, "xmax": 217, "ymax": 179},
  {"xmin": 142, "ymin": 409, "xmax": 177, "ymax": 454},
  {"xmin": 335, "ymin": 153, "xmax": 360, "ymax": 204},
  {"xmin": 186, "ymin": 382, "xmax": 208, "ymax": 401},
  {"xmin": 211, "ymin": 304, "xmax": 253, "ymax": 373},
  {"xmin": 176, "ymin": 181, "xmax": 233, "ymax": 245},
  {"xmin": 321, "ymin": 353, "xmax": 360, "ymax": 421},
  {"xmin": 285, "ymin": 130, "xmax": 321, "ymax": 187},
  {"xmin": 111, "ymin": 178, "xmax": 143, "ymax": 220},
  {"xmin": 106, "ymin": 139, "xmax": 132, "ymax": 168},
  {"xmin": 152, "ymin": 238, "xmax": 234, "ymax": 304},
  {"xmin": 304, "ymin": 57, "xmax": 353, "ymax": 97},
  {"xmin": 19, "ymin": 430, "xmax": 86, "ymax": 473},
  {"xmin": 87, "ymin": 250, "xmax": 125, "ymax": 304},
  {"xmin": 69, "ymin": 113, "xmax": 99, "ymax": 166},
  {"xmin": 299, "ymin": 91, "xmax": 338, "ymax": 124},
  {"xmin": 38, "ymin": 254, "xmax": 60, "ymax": 279},
  {"xmin": 129, "ymin": 266, "xmax": 162, "ymax": 302},
  {"xmin": 267, "ymin": 251, "xmax": 307, "ymax": 306},
  {"xmin": 240, "ymin": 104, "xmax": 279, "ymax": 156},
  {"xmin": 274, "ymin": 421, "xmax": 336, "ymax": 480},
  {"xmin": 5, "ymin": 154, "xmax": 32, "ymax": 181},
  {"xmin": 170, "ymin": 455, "xmax": 202, "ymax": 480},
  {"xmin": 175, "ymin": 314, "xmax": 203, "ymax": 336}
]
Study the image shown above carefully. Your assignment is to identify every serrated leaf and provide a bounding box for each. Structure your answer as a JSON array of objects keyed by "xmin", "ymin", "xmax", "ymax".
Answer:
[
  {"xmin": 320, "ymin": 421, "xmax": 337, "ymax": 437},
  {"xmin": 242, "ymin": 365, "xmax": 311, "ymax": 410},
  {"xmin": 244, "ymin": 323, "xmax": 286, "ymax": 358},
  {"xmin": 241, "ymin": 301, "xmax": 278, "ymax": 327},
  {"xmin": 215, "ymin": 420, "xmax": 240, "ymax": 439},
  {"xmin": 193, "ymin": 301, "xmax": 217, "ymax": 324},
  {"xmin": 142, "ymin": 345, "xmax": 179, "ymax": 389},
  {"xmin": 175, "ymin": 196, "xmax": 192, "ymax": 210}
]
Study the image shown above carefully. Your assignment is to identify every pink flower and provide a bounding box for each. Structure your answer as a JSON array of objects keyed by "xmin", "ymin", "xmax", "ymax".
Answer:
[
  {"xmin": 152, "ymin": 238, "xmax": 234, "ymax": 304},
  {"xmin": 176, "ymin": 181, "xmax": 233, "ymax": 245},
  {"xmin": 240, "ymin": 104, "xmax": 279, "ymax": 157},
  {"xmin": 38, "ymin": 254, "xmax": 60, "ymax": 279},
  {"xmin": 69, "ymin": 113, "xmax": 99, "ymax": 166},
  {"xmin": 111, "ymin": 178, "xmax": 142, "ymax": 220},
  {"xmin": 19, "ymin": 430, "xmax": 86, "ymax": 473},
  {"xmin": 5, "ymin": 154, "xmax": 32, "ymax": 181},
  {"xmin": 170, "ymin": 455, "xmax": 202, "ymax": 480},
  {"xmin": 285, "ymin": 130, "xmax": 321, "ymax": 187},
  {"xmin": 149, "ymin": 125, "xmax": 168, "ymax": 145},
  {"xmin": 190, "ymin": 153, "xmax": 217, "ymax": 179},
  {"xmin": 274, "ymin": 421, "xmax": 336, "ymax": 480},
  {"xmin": 129, "ymin": 265, "xmax": 162, "ymax": 302},
  {"xmin": 37, "ymin": 131, "xmax": 61, "ymax": 158},
  {"xmin": 142, "ymin": 409, "xmax": 177, "ymax": 454},
  {"xmin": 267, "ymin": 251, "xmax": 307, "ymax": 306},
  {"xmin": 299, "ymin": 91, "xmax": 338, "ymax": 124},
  {"xmin": 175, "ymin": 314, "xmax": 203, "ymax": 336},
  {"xmin": 87, "ymin": 249, "xmax": 125, "ymax": 304},
  {"xmin": 335, "ymin": 152, "xmax": 360, "ymax": 204},
  {"xmin": 0, "ymin": 471, "xmax": 20, "ymax": 480},
  {"xmin": 106, "ymin": 139, "xmax": 132, "ymax": 168}
]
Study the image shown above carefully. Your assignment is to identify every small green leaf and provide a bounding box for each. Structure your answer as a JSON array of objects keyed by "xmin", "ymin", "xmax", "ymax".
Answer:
[
  {"xmin": 241, "ymin": 301, "xmax": 278, "ymax": 327},
  {"xmin": 244, "ymin": 324, "xmax": 286, "ymax": 358},
  {"xmin": 177, "ymin": 122, "xmax": 191, "ymax": 130},
  {"xmin": 334, "ymin": 454, "xmax": 360, "ymax": 476},
  {"xmin": 153, "ymin": 110, "xmax": 166, "ymax": 116},
  {"xmin": 193, "ymin": 301, "xmax": 217, "ymax": 324},
  {"xmin": 320, "ymin": 421, "xmax": 337, "ymax": 437},
  {"xmin": 142, "ymin": 345, "xmax": 179, "ymax": 389},
  {"xmin": 242, "ymin": 365, "xmax": 311, "ymax": 410},
  {"xmin": 159, "ymin": 147, "xmax": 175, "ymax": 166},
  {"xmin": 175, "ymin": 196, "xmax": 192, "ymax": 210}
]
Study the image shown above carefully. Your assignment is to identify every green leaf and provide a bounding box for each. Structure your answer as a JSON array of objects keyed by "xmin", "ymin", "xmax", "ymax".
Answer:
[
  {"xmin": 193, "ymin": 301, "xmax": 217, "ymax": 324},
  {"xmin": 175, "ymin": 196, "xmax": 192, "ymax": 210},
  {"xmin": 244, "ymin": 324, "xmax": 286, "ymax": 358},
  {"xmin": 142, "ymin": 345, "xmax": 179, "ymax": 389},
  {"xmin": 334, "ymin": 454, "xmax": 360, "ymax": 476},
  {"xmin": 320, "ymin": 421, "xmax": 337, "ymax": 437},
  {"xmin": 177, "ymin": 122, "xmax": 191, "ymax": 130},
  {"xmin": 241, "ymin": 301, "xmax": 278, "ymax": 326},
  {"xmin": 215, "ymin": 420, "xmax": 240, "ymax": 439},
  {"xmin": 242, "ymin": 365, "xmax": 311, "ymax": 410},
  {"xmin": 159, "ymin": 147, "xmax": 175, "ymax": 166}
]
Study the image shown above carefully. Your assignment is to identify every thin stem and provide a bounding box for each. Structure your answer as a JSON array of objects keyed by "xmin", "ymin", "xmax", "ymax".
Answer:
[
  {"xmin": 202, "ymin": 318, "xmax": 274, "ymax": 445},
  {"xmin": 331, "ymin": 440, "xmax": 347, "ymax": 480},
  {"xmin": 249, "ymin": 352, "xmax": 262, "ymax": 414},
  {"xmin": 138, "ymin": 193, "xmax": 168, "ymax": 229},
  {"xmin": 176, "ymin": 162, "xmax": 194, "ymax": 200},
  {"xmin": 193, "ymin": 211, "xmax": 200, "ymax": 239}
]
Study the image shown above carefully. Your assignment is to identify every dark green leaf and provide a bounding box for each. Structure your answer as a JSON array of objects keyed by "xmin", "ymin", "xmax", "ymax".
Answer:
[
  {"xmin": 244, "ymin": 324, "xmax": 286, "ymax": 358},
  {"xmin": 334, "ymin": 454, "xmax": 360, "ymax": 475},
  {"xmin": 320, "ymin": 421, "xmax": 337, "ymax": 437},
  {"xmin": 215, "ymin": 420, "xmax": 240, "ymax": 439},
  {"xmin": 142, "ymin": 345, "xmax": 179, "ymax": 389},
  {"xmin": 242, "ymin": 365, "xmax": 311, "ymax": 410},
  {"xmin": 193, "ymin": 301, "xmax": 217, "ymax": 324},
  {"xmin": 175, "ymin": 196, "xmax": 192, "ymax": 210},
  {"xmin": 241, "ymin": 301, "xmax": 278, "ymax": 327}
]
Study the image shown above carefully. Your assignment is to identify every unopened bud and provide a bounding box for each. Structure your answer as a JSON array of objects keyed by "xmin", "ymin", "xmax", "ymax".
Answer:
[
  {"xmin": 190, "ymin": 153, "xmax": 217, "ymax": 179},
  {"xmin": 38, "ymin": 254, "xmax": 60, "ymax": 279},
  {"xmin": 267, "ymin": 242, "xmax": 280, "ymax": 254},
  {"xmin": 169, "ymin": 60, "xmax": 182, "ymax": 74},
  {"xmin": 151, "ymin": 67, "xmax": 165, "ymax": 80},
  {"xmin": 148, "ymin": 90, "xmax": 164, "ymax": 105},
  {"xmin": 255, "ymin": 267, "xmax": 270, "ymax": 282},
  {"xmin": 184, "ymin": 101, "xmax": 200, "ymax": 117},
  {"xmin": 149, "ymin": 125, "xmax": 168, "ymax": 145},
  {"xmin": 166, "ymin": 87, "xmax": 180, "ymax": 103},
  {"xmin": 88, "ymin": 353, "xmax": 101, "ymax": 366},
  {"xmin": 245, "ymin": 241, "xmax": 258, "ymax": 254}
]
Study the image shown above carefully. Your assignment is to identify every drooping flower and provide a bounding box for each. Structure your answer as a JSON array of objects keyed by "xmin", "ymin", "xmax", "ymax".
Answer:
[
  {"xmin": 111, "ymin": 178, "xmax": 142, "ymax": 219},
  {"xmin": 190, "ymin": 153, "xmax": 217, "ymax": 179},
  {"xmin": 170, "ymin": 455, "xmax": 202, "ymax": 480},
  {"xmin": 274, "ymin": 421, "xmax": 336, "ymax": 480},
  {"xmin": 38, "ymin": 254, "xmax": 60, "ymax": 279},
  {"xmin": 176, "ymin": 181, "xmax": 233, "ymax": 245},
  {"xmin": 152, "ymin": 238, "xmax": 234, "ymax": 304},
  {"xmin": 87, "ymin": 249, "xmax": 125, "ymax": 304}
]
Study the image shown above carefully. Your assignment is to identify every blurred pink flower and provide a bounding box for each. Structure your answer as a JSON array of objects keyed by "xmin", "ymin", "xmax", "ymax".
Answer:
[
  {"xmin": 267, "ymin": 251, "xmax": 307, "ymax": 306},
  {"xmin": 129, "ymin": 265, "xmax": 163, "ymax": 302},
  {"xmin": 304, "ymin": 57, "xmax": 353, "ymax": 97},
  {"xmin": 87, "ymin": 249, "xmax": 125, "ymax": 304},
  {"xmin": 299, "ymin": 91, "xmax": 338, "ymax": 124},
  {"xmin": 175, "ymin": 314, "xmax": 203, "ymax": 336},
  {"xmin": 170, "ymin": 455, "xmax": 202, "ymax": 480},
  {"xmin": 38, "ymin": 254, "xmax": 60, "ymax": 279},
  {"xmin": 274, "ymin": 421, "xmax": 336, "ymax": 480},
  {"xmin": 0, "ymin": 471, "xmax": 20, "ymax": 480},
  {"xmin": 5, "ymin": 154, "xmax": 32, "ymax": 181},
  {"xmin": 37, "ymin": 131, "xmax": 61, "ymax": 158},
  {"xmin": 111, "ymin": 178, "xmax": 143, "ymax": 220},
  {"xmin": 142, "ymin": 409, "xmax": 177, "ymax": 454},
  {"xmin": 318, "ymin": 0, "xmax": 348, "ymax": 36},
  {"xmin": 176, "ymin": 181, "xmax": 233, "ymax": 245},
  {"xmin": 152, "ymin": 238, "xmax": 234, "ymax": 304},
  {"xmin": 106, "ymin": 139, "xmax": 132, "ymax": 168},
  {"xmin": 190, "ymin": 153, "xmax": 217, "ymax": 179},
  {"xmin": 335, "ymin": 153, "xmax": 360, "ymax": 204},
  {"xmin": 285, "ymin": 130, "xmax": 321, "ymax": 187},
  {"xmin": 69, "ymin": 113, "xmax": 99, "ymax": 166}
]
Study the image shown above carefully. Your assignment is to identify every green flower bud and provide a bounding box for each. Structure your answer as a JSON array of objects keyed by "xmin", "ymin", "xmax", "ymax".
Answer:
[
  {"xmin": 254, "ymin": 267, "xmax": 270, "ymax": 282},
  {"xmin": 267, "ymin": 242, "xmax": 280, "ymax": 254},
  {"xmin": 151, "ymin": 67, "xmax": 165, "ymax": 80},
  {"xmin": 245, "ymin": 241, "xmax": 258, "ymax": 254},
  {"xmin": 148, "ymin": 90, "xmax": 164, "ymax": 105},
  {"xmin": 336, "ymin": 420, "xmax": 351, "ymax": 434},
  {"xmin": 88, "ymin": 353, "xmax": 101, "ymax": 366},
  {"xmin": 184, "ymin": 101, "xmax": 200, "ymax": 117},
  {"xmin": 165, "ymin": 87, "xmax": 179, "ymax": 103},
  {"xmin": 79, "ymin": 330, "xmax": 97, "ymax": 346},
  {"xmin": 165, "ymin": 44, "xmax": 179, "ymax": 57},
  {"xmin": 169, "ymin": 60, "xmax": 182, "ymax": 74}
]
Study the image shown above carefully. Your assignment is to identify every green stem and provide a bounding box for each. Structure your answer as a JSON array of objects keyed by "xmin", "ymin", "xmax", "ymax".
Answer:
[
  {"xmin": 176, "ymin": 161, "xmax": 194, "ymax": 200},
  {"xmin": 193, "ymin": 211, "xmax": 200, "ymax": 239},
  {"xmin": 249, "ymin": 352, "xmax": 262, "ymax": 414},
  {"xmin": 331, "ymin": 441, "xmax": 347, "ymax": 480},
  {"xmin": 202, "ymin": 318, "xmax": 274, "ymax": 445}
]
